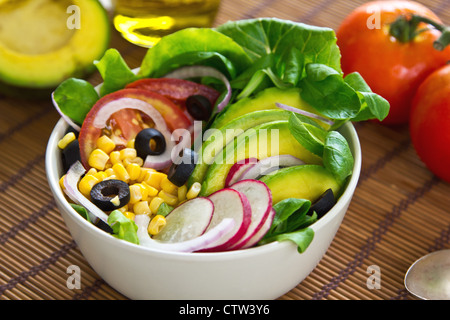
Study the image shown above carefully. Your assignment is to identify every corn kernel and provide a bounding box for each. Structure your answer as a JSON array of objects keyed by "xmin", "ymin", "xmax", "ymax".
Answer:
[
  {"xmin": 158, "ymin": 190, "xmax": 178, "ymax": 206},
  {"xmin": 161, "ymin": 177, "xmax": 178, "ymax": 195},
  {"xmin": 133, "ymin": 201, "xmax": 151, "ymax": 215},
  {"xmin": 120, "ymin": 148, "xmax": 137, "ymax": 160},
  {"xmin": 78, "ymin": 174, "xmax": 99, "ymax": 197},
  {"xmin": 150, "ymin": 197, "xmax": 165, "ymax": 214},
  {"xmin": 57, "ymin": 132, "xmax": 76, "ymax": 149},
  {"xmin": 110, "ymin": 195, "xmax": 121, "ymax": 207},
  {"xmin": 112, "ymin": 163, "xmax": 130, "ymax": 182},
  {"xmin": 126, "ymin": 163, "xmax": 141, "ymax": 181},
  {"xmin": 123, "ymin": 157, "xmax": 144, "ymax": 167},
  {"xmin": 59, "ymin": 175, "xmax": 66, "ymax": 190},
  {"xmin": 109, "ymin": 151, "xmax": 121, "ymax": 165},
  {"xmin": 144, "ymin": 171, "xmax": 166, "ymax": 189},
  {"xmin": 123, "ymin": 211, "xmax": 135, "ymax": 220},
  {"xmin": 177, "ymin": 184, "xmax": 187, "ymax": 202},
  {"xmin": 117, "ymin": 204, "xmax": 128, "ymax": 213},
  {"xmin": 96, "ymin": 135, "xmax": 116, "ymax": 154},
  {"xmin": 141, "ymin": 181, "xmax": 159, "ymax": 197},
  {"xmin": 186, "ymin": 182, "xmax": 201, "ymax": 200},
  {"xmin": 87, "ymin": 168, "xmax": 98, "ymax": 176},
  {"xmin": 138, "ymin": 168, "xmax": 155, "ymax": 182},
  {"xmin": 137, "ymin": 183, "xmax": 149, "ymax": 201},
  {"xmin": 126, "ymin": 138, "xmax": 135, "ymax": 149},
  {"xmin": 129, "ymin": 184, "xmax": 143, "ymax": 204},
  {"xmin": 105, "ymin": 168, "xmax": 115, "ymax": 176},
  {"xmin": 88, "ymin": 149, "xmax": 109, "ymax": 170},
  {"xmin": 148, "ymin": 215, "xmax": 166, "ymax": 235},
  {"xmin": 94, "ymin": 171, "xmax": 108, "ymax": 181}
]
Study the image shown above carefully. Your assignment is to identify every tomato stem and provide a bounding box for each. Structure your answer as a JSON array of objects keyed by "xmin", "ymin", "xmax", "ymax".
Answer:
[{"xmin": 389, "ymin": 14, "xmax": 450, "ymax": 51}]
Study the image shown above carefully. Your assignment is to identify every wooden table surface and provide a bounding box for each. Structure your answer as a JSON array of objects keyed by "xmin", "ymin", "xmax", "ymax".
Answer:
[{"xmin": 1, "ymin": 0, "xmax": 449, "ymax": 300}]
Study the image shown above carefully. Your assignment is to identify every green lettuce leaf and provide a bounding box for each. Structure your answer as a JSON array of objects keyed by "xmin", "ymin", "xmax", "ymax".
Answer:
[
  {"xmin": 323, "ymin": 131, "xmax": 354, "ymax": 183},
  {"xmin": 107, "ymin": 210, "xmax": 139, "ymax": 244}
]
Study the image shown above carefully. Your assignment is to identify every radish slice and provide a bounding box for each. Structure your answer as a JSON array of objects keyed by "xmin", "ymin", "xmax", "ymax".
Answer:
[
  {"xmin": 228, "ymin": 180, "xmax": 273, "ymax": 250},
  {"xmin": 225, "ymin": 158, "xmax": 258, "ymax": 187},
  {"xmin": 276, "ymin": 102, "xmax": 334, "ymax": 126},
  {"xmin": 51, "ymin": 92, "xmax": 81, "ymax": 132},
  {"xmin": 200, "ymin": 188, "xmax": 252, "ymax": 252},
  {"xmin": 241, "ymin": 208, "xmax": 276, "ymax": 249},
  {"xmin": 238, "ymin": 155, "xmax": 305, "ymax": 181},
  {"xmin": 135, "ymin": 214, "xmax": 235, "ymax": 253},
  {"xmin": 63, "ymin": 161, "xmax": 109, "ymax": 223},
  {"xmin": 163, "ymin": 66, "xmax": 232, "ymax": 112},
  {"xmin": 153, "ymin": 197, "xmax": 214, "ymax": 242}
]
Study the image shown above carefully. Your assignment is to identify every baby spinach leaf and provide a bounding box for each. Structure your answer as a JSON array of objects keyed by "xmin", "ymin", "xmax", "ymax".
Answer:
[
  {"xmin": 269, "ymin": 198, "xmax": 312, "ymax": 236},
  {"xmin": 323, "ymin": 131, "xmax": 354, "ymax": 183},
  {"xmin": 52, "ymin": 78, "xmax": 99, "ymax": 125},
  {"xmin": 95, "ymin": 48, "xmax": 139, "ymax": 96},
  {"xmin": 139, "ymin": 28, "xmax": 252, "ymax": 78},
  {"xmin": 299, "ymin": 63, "xmax": 361, "ymax": 120},
  {"xmin": 344, "ymin": 72, "xmax": 390, "ymax": 122},
  {"xmin": 70, "ymin": 203, "xmax": 91, "ymax": 222},
  {"xmin": 288, "ymin": 113, "xmax": 326, "ymax": 157},
  {"xmin": 259, "ymin": 227, "xmax": 315, "ymax": 253}
]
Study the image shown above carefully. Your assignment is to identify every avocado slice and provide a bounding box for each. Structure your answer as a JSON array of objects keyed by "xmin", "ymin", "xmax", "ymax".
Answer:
[
  {"xmin": 260, "ymin": 165, "xmax": 342, "ymax": 205},
  {"xmin": 0, "ymin": 0, "xmax": 110, "ymax": 97},
  {"xmin": 188, "ymin": 109, "xmax": 292, "ymax": 187},
  {"xmin": 210, "ymin": 87, "xmax": 323, "ymax": 129},
  {"xmin": 199, "ymin": 120, "xmax": 322, "ymax": 196}
]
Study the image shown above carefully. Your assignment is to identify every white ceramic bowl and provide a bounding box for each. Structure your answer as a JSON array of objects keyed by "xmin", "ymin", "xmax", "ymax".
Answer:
[{"xmin": 45, "ymin": 118, "xmax": 361, "ymax": 300}]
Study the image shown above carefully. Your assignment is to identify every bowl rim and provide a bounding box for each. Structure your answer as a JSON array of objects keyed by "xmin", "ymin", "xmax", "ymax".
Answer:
[{"xmin": 45, "ymin": 117, "xmax": 361, "ymax": 260}]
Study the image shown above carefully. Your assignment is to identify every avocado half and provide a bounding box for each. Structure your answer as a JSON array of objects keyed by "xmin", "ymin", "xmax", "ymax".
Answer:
[{"xmin": 0, "ymin": 0, "xmax": 110, "ymax": 98}]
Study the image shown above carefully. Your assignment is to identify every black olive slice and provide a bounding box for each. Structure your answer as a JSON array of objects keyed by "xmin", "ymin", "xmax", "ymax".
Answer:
[
  {"xmin": 90, "ymin": 179, "xmax": 131, "ymax": 212},
  {"xmin": 186, "ymin": 95, "xmax": 212, "ymax": 121},
  {"xmin": 62, "ymin": 139, "xmax": 81, "ymax": 172},
  {"xmin": 308, "ymin": 188, "xmax": 335, "ymax": 218},
  {"xmin": 167, "ymin": 148, "xmax": 199, "ymax": 187},
  {"xmin": 135, "ymin": 128, "xmax": 166, "ymax": 159}
]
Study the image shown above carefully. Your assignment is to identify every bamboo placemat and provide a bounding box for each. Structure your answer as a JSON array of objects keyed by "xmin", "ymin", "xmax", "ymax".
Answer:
[{"xmin": 1, "ymin": 0, "xmax": 449, "ymax": 300}]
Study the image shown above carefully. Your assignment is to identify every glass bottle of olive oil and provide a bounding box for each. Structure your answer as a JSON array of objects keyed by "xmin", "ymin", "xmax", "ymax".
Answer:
[{"xmin": 112, "ymin": 0, "xmax": 221, "ymax": 47}]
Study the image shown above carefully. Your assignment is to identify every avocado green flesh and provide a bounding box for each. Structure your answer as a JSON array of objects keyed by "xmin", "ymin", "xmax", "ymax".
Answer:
[
  {"xmin": 210, "ymin": 87, "xmax": 317, "ymax": 129},
  {"xmin": 188, "ymin": 109, "xmax": 292, "ymax": 187},
  {"xmin": 260, "ymin": 165, "xmax": 342, "ymax": 205},
  {"xmin": 0, "ymin": 0, "xmax": 110, "ymax": 90},
  {"xmin": 199, "ymin": 120, "xmax": 323, "ymax": 196}
]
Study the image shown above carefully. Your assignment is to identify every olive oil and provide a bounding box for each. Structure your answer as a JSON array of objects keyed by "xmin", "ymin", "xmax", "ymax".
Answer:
[{"xmin": 112, "ymin": 0, "xmax": 221, "ymax": 47}]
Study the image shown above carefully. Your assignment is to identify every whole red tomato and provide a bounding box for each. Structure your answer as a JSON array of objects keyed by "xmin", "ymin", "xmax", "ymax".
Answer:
[
  {"xmin": 410, "ymin": 64, "xmax": 450, "ymax": 183},
  {"xmin": 337, "ymin": 1, "xmax": 450, "ymax": 125}
]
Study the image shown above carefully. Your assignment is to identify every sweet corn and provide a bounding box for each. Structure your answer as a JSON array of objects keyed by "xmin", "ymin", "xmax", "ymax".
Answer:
[
  {"xmin": 78, "ymin": 174, "xmax": 99, "ymax": 197},
  {"xmin": 87, "ymin": 168, "xmax": 98, "ymax": 176},
  {"xmin": 57, "ymin": 132, "xmax": 76, "ymax": 149},
  {"xmin": 178, "ymin": 185, "xmax": 187, "ymax": 202},
  {"xmin": 186, "ymin": 182, "xmax": 201, "ymax": 199},
  {"xmin": 117, "ymin": 204, "xmax": 128, "ymax": 213},
  {"xmin": 158, "ymin": 190, "xmax": 178, "ymax": 206},
  {"xmin": 161, "ymin": 176, "xmax": 178, "ymax": 195},
  {"xmin": 96, "ymin": 135, "xmax": 116, "ymax": 154},
  {"xmin": 141, "ymin": 181, "xmax": 159, "ymax": 197},
  {"xmin": 138, "ymin": 168, "xmax": 155, "ymax": 182},
  {"xmin": 123, "ymin": 211, "xmax": 135, "ymax": 220},
  {"xmin": 59, "ymin": 175, "xmax": 66, "ymax": 190},
  {"xmin": 144, "ymin": 171, "xmax": 166, "ymax": 189},
  {"xmin": 123, "ymin": 156, "xmax": 144, "ymax": 167},
  {"xmin": 126, "ymin": 139, "xmax": 135, "ymax": 149},
  {"xmin": 129, "ymin": 184, "xmax": 143, "ymax": 204},
  {"xmin": 133, "ymin": 201, "xmax": 151, "ymax": 215},
  {"xmin": 112, "ymin": 163, "xmax": 130, "ymax": 182},
  {"xmin": 88, "ymin": 149, "xmax": 109, "ymax": 170},
  {"xmin": 150, "ymin": 197, "xmax": 165, "ymax": 214},
  {"xmin": 94, "ymin": 171, "xmax": 108, "ymax": 181},
  {"xmin": 126, "ymin": 163, "xmax": 141, "ymax": 181},
  {"xmin": 105, "ymin": 168, "xmax": 115, "ymax": 176},
  {"xmin": 120, "ymin": 148, "xmax": 137, "ymax": 160},
  {"xmin": 109, "ymin": 151, "xmax": 121, "ymax": 165},
  {"xmin": 148, "ymin": 215, "xmax": 166, "ymax": 235}
]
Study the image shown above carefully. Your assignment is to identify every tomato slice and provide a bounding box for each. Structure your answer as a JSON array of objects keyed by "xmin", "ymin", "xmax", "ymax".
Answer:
[
  {"xmin": 125, "ymin": 78, "xmax": 221, "ymax": 110},
  {"xmin": 79, "ymin": 88, "xmax": 192, "ymax": 168}
]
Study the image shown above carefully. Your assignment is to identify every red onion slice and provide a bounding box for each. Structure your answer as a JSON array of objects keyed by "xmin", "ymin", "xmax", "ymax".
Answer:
[
  {"xmin": 63, "ymin": 161, "xmax": 110, "ymax": 223},
  {"xmin": 238, "ymin": 155, "xmax": 305, "ymax": 181},
  {"xmin": 163, "ymin": 66, "xmax": 232, "ymax": 112},
  {"xmin": 276, "ymin": 102, "xmax": 334, "ymax": 127},
  {"xmin": 51, "ymin": 92, "xmax": 82, "ymax": 132},
  {"xmin": 135, "ymin": 214, "xmax": 235, "ymax": 252}
]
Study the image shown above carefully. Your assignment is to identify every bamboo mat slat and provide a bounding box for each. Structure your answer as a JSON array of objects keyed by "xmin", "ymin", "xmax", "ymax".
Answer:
[{"xmin": 1, "ymin": 0, "xmax": 449, "ymax": 300}]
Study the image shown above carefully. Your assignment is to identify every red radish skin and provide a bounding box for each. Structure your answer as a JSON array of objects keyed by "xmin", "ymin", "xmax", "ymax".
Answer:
[
  {"xmin": 228, "ymin": 180, "xmax": 273, "ymax": 250},
  {"xmin": 225, "ymin": 158, "xmax": 258, "ymax": 187},
  {"xmin": 153, "ymin": 197, "xmax": 214, "ymax": 242},
  {"xmin": 200, "ymin": 188, "xmax": 252, "ymax": 252},
  {"xmin": 241, "ymin": 208, "xmax": 276, "ymax": 249}
]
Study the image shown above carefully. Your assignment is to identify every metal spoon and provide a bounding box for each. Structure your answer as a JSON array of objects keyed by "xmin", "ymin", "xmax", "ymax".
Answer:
[{"xmin": 404, "ymin": 249, "xmax": 450, "ymax": 300}]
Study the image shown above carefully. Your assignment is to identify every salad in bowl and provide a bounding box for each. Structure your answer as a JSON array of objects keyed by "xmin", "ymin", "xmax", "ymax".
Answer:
[{"xmin": 46, "ymin": 18, "xmax": 388, "ymax": 299}]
